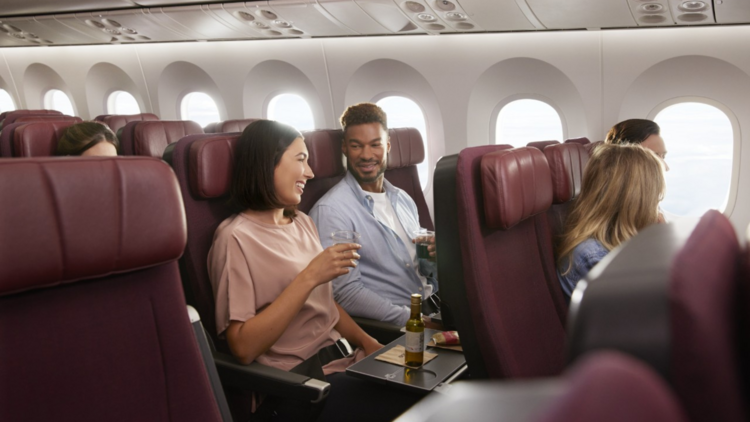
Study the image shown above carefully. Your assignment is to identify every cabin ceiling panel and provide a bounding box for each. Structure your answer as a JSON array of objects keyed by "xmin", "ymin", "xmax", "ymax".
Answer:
[
  {"xmin": 0, "ymin": 0, "xmax": 136, "ymax": 18},
  {"xmin": 72, "ymin": 10, "xmax": 194, "ymax": 43},
  {"xmin": 316, "ymin": 0, "xmax": 395, "ymax": 34},
  {"xmin": 714, "ymin": 0, "xmax": 750, "ymax": 24},
  {"xmin": 458, "ymin": 0, "xmax": 538, "ymax": 30},
  {"xmin": 260, "ymin": 1, "xmax": 356, "ymax": 36},
  {"xmin": 0, "ymin": 16, "xmax": 101, "ymax": 47},
  {"xmin": 525, "ymin": 0, "xmax": 636, "ymax": 29}
]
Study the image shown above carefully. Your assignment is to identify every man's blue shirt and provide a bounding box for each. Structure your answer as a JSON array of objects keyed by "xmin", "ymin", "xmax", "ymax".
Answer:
[
  {"xmin": 557, "ymin": 238, "xmax": 609, "ymax": 302},
  {"xmin": 309, "ymin": 172, "xmax": 437, "ymax": 325}
]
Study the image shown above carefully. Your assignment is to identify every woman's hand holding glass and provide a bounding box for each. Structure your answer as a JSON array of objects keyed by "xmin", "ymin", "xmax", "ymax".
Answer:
[{"xmin": 300, "ymin": 243, "xmax": 361, "ymax": 287}]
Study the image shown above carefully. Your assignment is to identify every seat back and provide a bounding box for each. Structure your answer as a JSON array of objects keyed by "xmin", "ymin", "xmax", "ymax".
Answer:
[
  {"xmin": 14, "ymin": 115, "xmax": 81, "ymax": 124},
  {"xmin": 564, "ymin": 137, "xmax": 590, "ymax": 145},
  {"xmin": 163, "ymin": 134, "xmax": 239, "ymax": 344},
  {"xmin": 527, "ymin": 140, "xmax": 560, "ymax": 151},
  {"xmin": 0, "ymin": 156, "xmax": 222, "ymax": 422},
  {"xmin": 437, "ymin": 145, "xmax": 565, "ymax": 379},
  {"xmin": 298, "ymin": 129, "xmax": 346, "ymax": 213},
  {"xmin": 568, "ymin": 211, "xmax": 746, "ymax": 422},
  {"xmin": 120, "ymin": 120, "xmax": 203, "ymax": 157},
  {"xmin": 386, "ymin": 127, "xmax": 433, "ymax": 230},
  {"xmin": 10, "ymin": 121, "xmax": 81, "ymax": 157},
  {"xmin": 207, "ymin": 119, "xmax": 259, "ymax": 134},
  {"xmin": 100, "ymin": 113, "xmax": 160, "ymax": 133},
  {"xmin": 0, "ymin": 109, "xmax": 63, "ymax": 127}
]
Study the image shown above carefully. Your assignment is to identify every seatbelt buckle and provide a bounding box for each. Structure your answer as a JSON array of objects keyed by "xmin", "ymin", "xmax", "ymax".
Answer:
[{"xmin": 335, "ymin": 338, "xmax": 354, "ymax": 358}]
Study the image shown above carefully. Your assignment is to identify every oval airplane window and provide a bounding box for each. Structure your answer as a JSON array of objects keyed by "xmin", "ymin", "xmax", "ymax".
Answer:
[
  {"xmin": 181, "ymin": 92, "xmax": 220, "ymax": 128},
  {"xmin": 44, "ymin": 89, "xmax": 75, "ymax": 115},
  {"xmin": 107, "ymin": 90, "xmax": 141, "ymax": 115},
  {"xmin": 495, "ymin": 99, "xmax": 563, "ymax": 148},
  {"xmin": 376, "ymin": 96, "xmax": 429, "ymax": 190},
  {"xmin": 267, "ymin": 93, "xmax": 315, "ymax": 131},
  {"xmin": 0, "ymin": 89, "xmax": 16, "ymax": 112},
  {"xmin": 654, "ymin": 102, "xmax": 733, "ymax": 217}
]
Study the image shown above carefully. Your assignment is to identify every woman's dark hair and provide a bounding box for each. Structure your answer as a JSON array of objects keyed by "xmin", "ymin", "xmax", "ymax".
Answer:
[
  {"xmin": 229, "ymin": 119, "xmax": 302, "ymax": 217},
  {"xmin": 56, "ymin": 122, "xmax": 119, "ymax": 156},
  {"xmin": 605, "ymin": 119, "xmax": 660, "ymax": 145}
]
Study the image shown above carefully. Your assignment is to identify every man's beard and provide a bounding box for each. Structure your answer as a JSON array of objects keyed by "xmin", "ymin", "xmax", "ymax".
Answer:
[{"xmin": 348, "ymin": 159, "xmax": 387, "ymax": 184}]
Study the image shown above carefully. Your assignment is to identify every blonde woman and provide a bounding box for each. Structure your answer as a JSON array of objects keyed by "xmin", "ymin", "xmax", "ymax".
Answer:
[{"xmin": 557, "ymin": 143, "xmax": 666, "ymax": 301}]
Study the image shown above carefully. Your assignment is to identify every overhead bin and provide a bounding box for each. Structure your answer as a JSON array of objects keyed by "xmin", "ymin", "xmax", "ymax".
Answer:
[
  {"xmin": 457, "ymin": 0, "xmax": 541, "ymax": 30},
  {"xmin": 525, "ymin": 0, "xmax": 636, "ymax": 29},
  {"xmin": 715, "ymin": 0, "xmax": 750, "ymax": 24}
]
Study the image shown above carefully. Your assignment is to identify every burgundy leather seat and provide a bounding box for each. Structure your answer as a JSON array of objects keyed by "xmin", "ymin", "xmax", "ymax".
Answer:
[
  {"xmin": 14, "ymin": 114, "xmax": 81, "ymax": 124},
  {"xmin": 120, "ymin": 120, "xmax": 203, "ymax": 157},
  {"xmin": 204, "ymin": 119, "xmax": 259, "ymax": 134},
  {"xmin": 298, "ymin": 129, "xmax": 346, "ymax": 213},
  {"xmin": 99, "ymin": 113, "xmax": 160, "ymax": 134},
  {"xmin": 568, "ymin": 210, "xmax": 747, "ymax": 422},
  {"xmin": 0, "ymin": 156, "xmax": 222, "ymax": 422},
  {"xmin": 386, "ymin": 127, "xmax": 433, "ymax": 230},
  {"xmin": 527, "ymin": 140, "xmax": 560, "ymax": 151},
  {"xmin": 0, "ymin": 109, "xmax": 63, "ymax": 127},
  {"xmin": 435, "ymin": 145, "xmax": 565, "ymax": 379},
  {"xmin": 564, "ymin": 137, "xmax": 590, "ymax": 145},
  {"xmin": 396, "ymin": 351, "xmax": 688, "ymax": 422},
  {"xmin": 0, "ymin": 120, "xmax": 79, "ymax": 157}
]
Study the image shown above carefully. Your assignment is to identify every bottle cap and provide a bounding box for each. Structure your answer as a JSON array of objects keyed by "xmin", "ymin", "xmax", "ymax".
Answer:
[{"xmin": 411, "ymin": 293, "xmax": 422, "ymax": 304}]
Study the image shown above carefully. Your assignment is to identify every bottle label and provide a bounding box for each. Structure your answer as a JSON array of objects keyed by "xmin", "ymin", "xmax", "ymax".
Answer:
[{"xmin": 405, "ymin": 331, "xmax": 424, "ymax": 353}]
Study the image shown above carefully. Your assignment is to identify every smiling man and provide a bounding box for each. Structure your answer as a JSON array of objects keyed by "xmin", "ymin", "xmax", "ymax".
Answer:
[{"xmin": 309, "ymin": 102, "xmax": 438, "ymax": 326}]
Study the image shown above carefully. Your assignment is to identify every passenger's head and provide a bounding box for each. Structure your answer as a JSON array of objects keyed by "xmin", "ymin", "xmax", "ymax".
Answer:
[
  {"xmin": 340, "ymin": 102, "xmax": 391, "ymax": 188},
  {"xmin": 558, "ymin": 143, "xmax": 665, "ymax": 267},
  {"xmin": 229, "ymin": 120, "xmax": 311, "ymax": 217},
  {"xmin": 56, "ymin": 122, "xmax": 119, "ymax": 157},
  {"xmin": 605, "ymin": 119, "xmax": 668, "ymax": 170}
]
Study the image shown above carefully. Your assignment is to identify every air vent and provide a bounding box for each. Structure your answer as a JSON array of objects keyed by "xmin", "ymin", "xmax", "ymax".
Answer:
[
  {"xmin": 104, "ymin": 28, "xmax": 121, "ymax": 35},
  {"xmin": 680, "ymin": 1, "xmax": 707, "ymax": 11},
  {"xmin": 102, "ymin": 19, "xmax": 121, "ymax": 28},
  {"xmin": 234, "ymin": 11, "xmax": 255, "ymax": 22},
  {"xmin": 678, "ymin": 12, "xmax": 708, "ymax": 21},
  {"xmin": 417, "ymin": 13, "xmax": 436, "ymax": 22},
  {"xmin": 434, "ymin": 0, "xmax": 455, "ymax": 11},
  {"xmin": 404, "ymin": 1, "xmax": 425, "ymax": 13},
  {"xmin": 445, "ymin": 12, "xmax": 467, "ymax": 21},
  {"xmin": 641, "ymin": 3, "xmax": 664, "ymax": 12},
  {"xmin": 257, "ymin": 10, "xmax": 277, "ymax": 20},
  {"xmin": 122, "ymin": 28, "xmax": 137, "ymax": 35},
  {"xmin": 264, "ymin": 29, "xmax": 281, "ymax": 36},
  {"xmin": 252, "ymin": 21, "xmax": 269, "ymax": 29},
  {"xmin": 273, "ymin": 20, "xmax": 291, "ymax": 28},
  {"xmin": 455, "ymin": 22, "xmax": 474, "ymax": 29},
  {"xmin": 288, "ymin": 29, "xmax": 304, "ymax": 35}
]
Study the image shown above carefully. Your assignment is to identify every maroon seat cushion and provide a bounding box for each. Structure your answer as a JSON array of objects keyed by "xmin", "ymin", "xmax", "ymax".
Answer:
[
  {"xmin": 121, "ymin": 120, "xmax": 203, "ymax": 157},
  {"xmin": 0, "ymin": 156, "xmax": 219, "ymax": 421},
  {"xmin": 101, "ymin": 113, "xmax": 159, "ymax": 134},
  {"xmin": 456, "ymin": 145, "xmax": 565, "ymax": 378},
  {"xmin": 14, "ymin": 115, "xmax": 81, "ymax": 124},
  {"xmin": 386, "ymin": 127, "xmax": 433, "ymax": 230},
  {"xmin": 527, "ymin": 140, "xmax": 560, "ymax": 151},
  {"xmin": 299, "ymin": 129, "xmax": 346, "ymax": 213},
  {"xmin": 216, "ymin": 119, "xmax": 259, "ymax": 133},
  {"xmin": 669, "ymin": 210, "xmax": 746, "ymax": 422},
  {"xmin": 12, "ymin": 121, "xmax": 80, "ymax": 157},
  {"xmin": 537, "ymin": 352, "xmax": 688, "ymax": 422},
  {"xmin": 564, "ymin": 137, "xmax": 590, "ymax": 145}
]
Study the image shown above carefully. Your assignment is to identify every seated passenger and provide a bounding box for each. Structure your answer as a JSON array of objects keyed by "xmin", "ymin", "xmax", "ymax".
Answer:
[
  {"xmin": 605, "ymin": 118, "xmax": 669, "ymax": 171},
  {"xmin": 557, "ymin": 143, "xmax": 665, "ymax": 302},
  {"xmin": 55, "ymin": 122, "xmax": 119, "ymax": 156},
  {"xmin": 208, "ymin": 120, "xmax": 418, "ymax": 421},
  {"xmin": 309, "ymin": 103, "xmax": 438, "ymax": 327}
]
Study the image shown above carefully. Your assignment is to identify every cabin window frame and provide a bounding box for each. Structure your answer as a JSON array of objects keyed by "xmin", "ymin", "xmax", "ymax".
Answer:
[
  {"xmin": 106, "ymin": 90, "xmax": 141, "ymax": 115},
  {"xmin": 179, "ymin": 91, "xmax": 221, "ymax": 128},
  {"xmin": 372, "ymin": 92, "xmax": 431, "ymax": 193},
  {"xmin": 0, "ymin": 88, "xmax": 17, "ymax": 112},
  {"xmin": 491, "ymin": 94, "xmax": 566, "ymax": 147},
  {"xmin": 43, "ymin": 88, "xmax": 75, "ymax": 116},
  {"xmin": 648, "ymin": 96, "xmax": 741, "ymax": 217},
  {"xmin": 264, "ymin": 91, "xmax": 316, "ymax": 132}
]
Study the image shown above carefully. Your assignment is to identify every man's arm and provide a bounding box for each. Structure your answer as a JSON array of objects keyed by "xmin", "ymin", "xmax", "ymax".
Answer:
[{"xmin": 310, "ymin": 204, "xmax": 410, "ymax": 326}]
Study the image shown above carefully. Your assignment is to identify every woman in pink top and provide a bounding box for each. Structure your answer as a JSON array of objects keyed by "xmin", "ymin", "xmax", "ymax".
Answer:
[{"xmin": 208, "ymin": 120, "xmax": 419, "ymax": 421}]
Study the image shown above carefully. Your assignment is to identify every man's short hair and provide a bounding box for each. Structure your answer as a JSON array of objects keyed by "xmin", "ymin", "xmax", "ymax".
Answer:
[{"xmin": 340, "ymin": 102, "xmax": 388, "ymax": 134}]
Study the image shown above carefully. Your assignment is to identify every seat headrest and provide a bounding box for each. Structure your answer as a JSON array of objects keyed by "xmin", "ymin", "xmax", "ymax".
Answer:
[
  {"xmin": 481, "ymin": 147, "xmax": 553, "ymax": 230},
  {"xmin": 527, "ymin": 140, "xmax": 560, "ymax": 151},
  {"xmin": 303, "ymin": 129, "xmax": 345, "ymax": 179},
  {"xmin": 387, "ymin": 127, "xmax": 425, "ymax": 169},
  {"xmin": 565, "ymin": 137, "xmax": 591, "ymax": 145},
  {"xmin": 13, "ymin": 121, "xmax": 79, "ymax": 157},
  {"xmin": 103, "ymin": 113, "xmax": 159, "ymax": 133},
  {"xmin": 2, "ymin": 110, "xmax": 65, "ymax": 126},
  {"xmin": 0, "ymin": 157, "xmax": 186, "ymax": 295},
  {"xmin": 544, "ymin": 143, "xmax": 589, "ymax": 204},
  {"xmin": 217, "ymin": 119, "xmax": 259, "ymax": 133},
  {"xmin": 189, "ymin": 134, "xmax": 239, "ymax": 199},
  {"xmin": 133, "ymin": 120, "xmax": 203, "ymax": 157},
  {"xmin": 14, "ymin": 115, "xmax": 81, "ymax": 124}
]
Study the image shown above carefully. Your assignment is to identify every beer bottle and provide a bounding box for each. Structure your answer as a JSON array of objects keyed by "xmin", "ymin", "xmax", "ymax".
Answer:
[{"xmin": 404, "ymin": 293, "xmax": 425, "ymax": 367}]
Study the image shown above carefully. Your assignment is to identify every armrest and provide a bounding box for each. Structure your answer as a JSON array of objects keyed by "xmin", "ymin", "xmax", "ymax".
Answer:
[
  {"xmin": 213, "ymin": 351, "xmax": 330, "ymax": 403},
  {"xmin": 352, "ymin": 316, "xmax": 403, "ymax": 344}
]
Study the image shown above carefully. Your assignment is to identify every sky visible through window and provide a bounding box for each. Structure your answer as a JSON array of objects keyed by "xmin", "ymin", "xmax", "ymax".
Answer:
[
  {"xmin": 46, "ymin": 89, "xmax": 74, "ymax": 115},
  {"xmin": 655, "ymin": 102, "xmax": 733, "ymax": 217},
  {"xmin": 182, "ymin": 92, "xmax": 220, "ymax": 128},
  {"xmin": 496, "ymin": 99, "xmax": 563, "ymax": 147},
  {"xmin": 0, "ymin": 89, "xmax": 15, "ymax": 112},
  {"xmin": 109, "ymin": 91, "xmax": 140, "ymax": 115},
  {"xmin": 267, "ymin": 93, "xmax": 315, "ymax": 131},
  {"xmin": 376, "ymin": 96, "xmax": 429, "ymax": 190}
]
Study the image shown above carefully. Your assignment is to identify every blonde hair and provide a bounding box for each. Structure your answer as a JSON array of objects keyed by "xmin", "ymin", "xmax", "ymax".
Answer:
[{"xmin": 557, "ymin": 143, "xmax": 665, "ymax": 274}]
